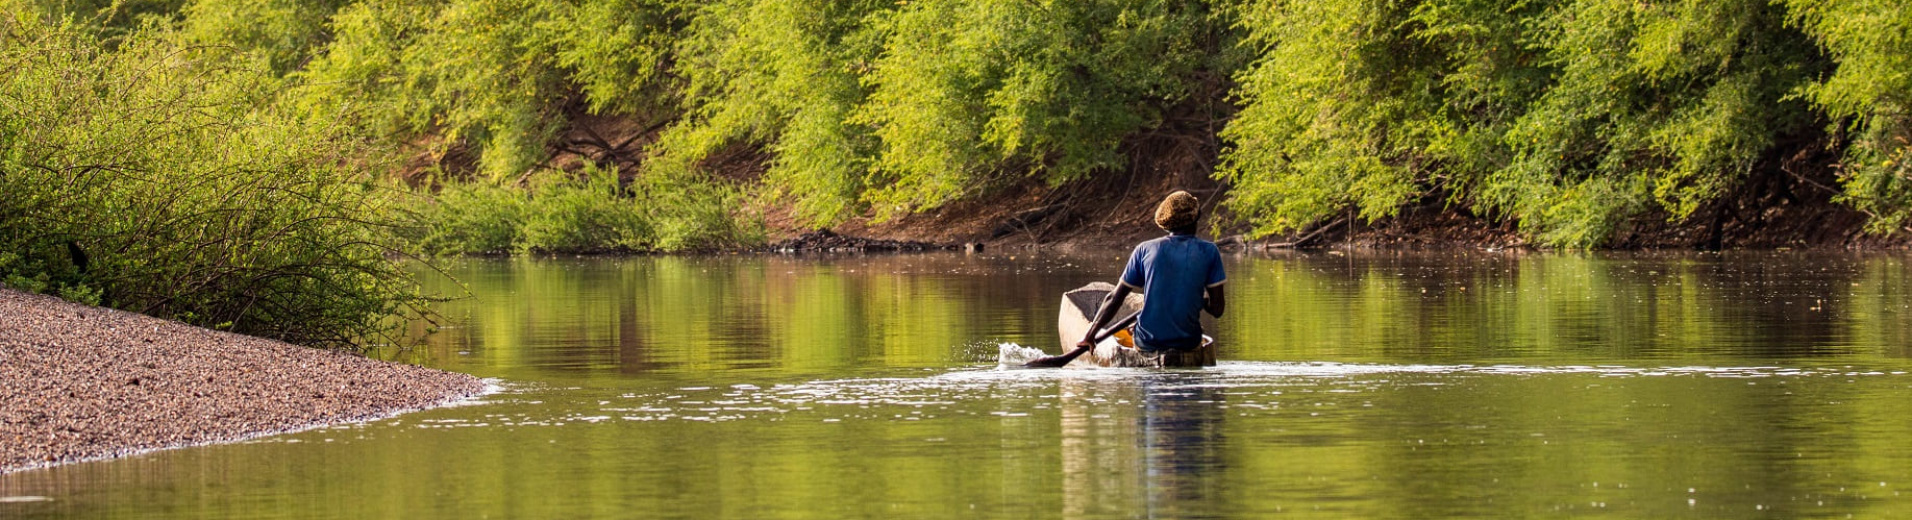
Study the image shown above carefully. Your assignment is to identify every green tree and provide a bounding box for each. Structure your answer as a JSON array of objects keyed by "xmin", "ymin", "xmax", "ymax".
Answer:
[
  {"xmin": 1221, "ymin": 0, "xmax": 1825, "ymax": 248},
  {"xmin": 25, "ymin": 0, "xmax": 187, "ymax": 35},
  {"xmin": 1784, "ymin": 0, "xmax": 1912, "ymax": 233},
  {"xmin": 652, "ymin": 0, "xmax": 891, "ymax": 226},
  {"xmin": 179, "ymin": 0, "xmax": 348, "ymax": 74},
  {"xmin": 857, "ymin": 0, "xmax": 1232, "ymax": 220},
  {"xmin": 295, "ymin": 0, "xmax": 682, "ymax": 181}
]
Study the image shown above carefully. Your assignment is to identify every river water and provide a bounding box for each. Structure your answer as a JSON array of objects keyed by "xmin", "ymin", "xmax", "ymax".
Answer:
[{"xmin": 6, "ymin": 251, "xmax": 1912, "ymax": 518}]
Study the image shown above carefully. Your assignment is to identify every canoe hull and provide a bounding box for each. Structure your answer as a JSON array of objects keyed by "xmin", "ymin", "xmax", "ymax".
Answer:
[{"xmin": 1057, "ymin": 282, "xmax": 1216, "ymax": 368}]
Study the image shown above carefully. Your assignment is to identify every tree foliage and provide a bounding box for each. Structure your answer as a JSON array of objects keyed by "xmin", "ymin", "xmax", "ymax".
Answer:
[
  {"xmin": 23, "ymin": 0, "xmax": 187, "ymax": 35},
  {"xmin": 650, "ymin": 0, "xmax": 1235, "ymax": 224},
  {"xmin": 855, "ymin": 0, "xmax": 1231, "ymax": 219},
  {"xmin": 179, "ymin": 0, "xmax": 348, "ymax": 74},
  {"xmin": 1222, "ymin": 0, "xmax": 1826, "ymax": 247},
  {"xmin": 294, "ymin": 0, "xmax": 681, "ymax": 181},
  {"xmin": 1784, "ymin": 0, "xmax": 1912, "ymax": 232},
  {"xmin": 653, "ymin": 0, "xmax": 890, "ymax": 225},
  {"xmin": 165, "ymin": 0, "xmax": 1912, "ymax": 249}
]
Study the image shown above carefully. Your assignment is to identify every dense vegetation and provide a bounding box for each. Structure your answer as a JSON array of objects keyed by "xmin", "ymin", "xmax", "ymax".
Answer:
[
  {"xmin": 252, "ymin": 0, "xmax": 1912, "ymax": 247},
  {"xmin": 0, "ymin": 5, "xmax": 418, "ymax": 347},
  {"xmin": 3, "ymin": 0, "xmax": 1909, "ymax": 344}
]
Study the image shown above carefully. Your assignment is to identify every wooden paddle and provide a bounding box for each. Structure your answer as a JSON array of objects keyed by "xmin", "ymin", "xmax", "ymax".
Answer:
[{"xmin": 1023, "ymin": 311, "xmax": 1141, "ymax": 368}]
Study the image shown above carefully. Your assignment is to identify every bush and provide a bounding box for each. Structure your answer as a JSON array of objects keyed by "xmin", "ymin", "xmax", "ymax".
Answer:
[
  {"xmin": 410, "ymin": 163, "xmax": 759, "ymax": 255},
  {"xmin": 409, "ymin": 178, "xmax": 530, "ymax": 255},
  {"xmin": 0, "ymin": 8, "xmax": 424, "ymax": 347},
  {"xmin": 519, "ymin": 165, "xmax": 655, "ymax": 252},
  {"xmin": 649, "ymin": 0, "xmax": 890, "ymax": 226}
]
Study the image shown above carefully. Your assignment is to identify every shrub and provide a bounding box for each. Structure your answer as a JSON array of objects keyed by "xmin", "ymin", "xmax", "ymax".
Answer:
[
  {"xmin": 0, "ymin": 8, "xmax": 424, "ymax": 347},
  {"xmin": 519, "ymin": 165, "xmax": 655, "ymax": 253},
  {"xmin": 409, "ymin": 178, "xmax": 530, "ymax": 255},
  {"xmin": 410, "ymin": 163, "xmax": 758, "ymax": 255}
]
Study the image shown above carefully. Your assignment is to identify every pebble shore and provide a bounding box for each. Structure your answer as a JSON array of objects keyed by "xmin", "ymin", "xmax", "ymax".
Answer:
[{"xmin": 0, "ymin": 288, "xmax": 486, "ymax": 473}]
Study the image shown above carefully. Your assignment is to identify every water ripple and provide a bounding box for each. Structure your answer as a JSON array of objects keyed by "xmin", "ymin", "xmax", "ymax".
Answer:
[{"xmin": 442, "ymin": 359, "xmax": 1906, "ymax": 428}]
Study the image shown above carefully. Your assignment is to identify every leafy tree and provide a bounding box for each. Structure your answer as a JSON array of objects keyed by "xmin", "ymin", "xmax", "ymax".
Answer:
[
  {"xmin": 857, "ymin": 0, "xmax": 1231, "ymax": 220},
  {"xmin": 1221, "ymin": 0, "xmax": 1825, "ymax": 247},
  {"xmin": 652, "ymin": 0, "xmax": 891, "ymax": 226},
  {"xmin": 179, "ymin": 0, "xmax": 348, "ymax": 74},
  {"xmin": 24, "ymin": 0, "xmax": 187, "ymax": 35},
  {"xmin": 1487, "ymin": 0, "xmax": 1822, "ymax": 246},
  {"xmin": 655, "ymin": 0, "xmax": 1234, "ymax": 225},
  {"xmin": 1218, "ymin": 0, "xmax": 1460, "ymax": 237},
  {"xmin": 296, "ymin": 0, "xmax": 681, "ymax": 181},
  {"xmin": 1784, "ymin": 0, "xmax": 1912, "ymax": 233}
]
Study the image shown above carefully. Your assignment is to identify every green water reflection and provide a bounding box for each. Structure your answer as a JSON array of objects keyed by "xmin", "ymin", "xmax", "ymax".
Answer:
[{"xmin": 6, "ymin": 252, "xmax": 1912, "ymax": 519}]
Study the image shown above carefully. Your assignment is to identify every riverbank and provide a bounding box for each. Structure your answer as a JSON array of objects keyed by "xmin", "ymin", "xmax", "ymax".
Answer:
[
  {"xmin": 783, "ymin": 174, "xmax": 1912, "ymax": 252},
  {"xmin": 0, "ymin": 288, "xmax": 486, "ymax": 474}
]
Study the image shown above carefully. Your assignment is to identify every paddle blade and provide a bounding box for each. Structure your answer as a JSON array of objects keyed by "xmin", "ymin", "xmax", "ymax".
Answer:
[
  {"xmin": 1022, "ymin": 346, "xmax": 1089, "ymax": 368},
  {"xmin": 1022, "ymin": 355, "xmax": 1073, "ymax": 368}
]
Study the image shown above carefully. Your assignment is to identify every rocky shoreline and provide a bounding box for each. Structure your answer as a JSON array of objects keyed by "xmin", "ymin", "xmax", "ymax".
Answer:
[{"xmin": 0, "ymin": 288, "xmax": 486, "ymax": 474}]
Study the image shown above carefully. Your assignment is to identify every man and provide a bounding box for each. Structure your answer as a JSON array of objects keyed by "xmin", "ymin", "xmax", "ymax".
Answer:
[{"xmin": 1076, "ymin": 190, "xmax": 1225, "ymax": 359}]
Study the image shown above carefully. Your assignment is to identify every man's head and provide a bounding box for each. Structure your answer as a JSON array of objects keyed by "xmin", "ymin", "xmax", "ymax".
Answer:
[{"xmin": 1154, "ymin": 191, "xmax": 1200, "ymax": 234}]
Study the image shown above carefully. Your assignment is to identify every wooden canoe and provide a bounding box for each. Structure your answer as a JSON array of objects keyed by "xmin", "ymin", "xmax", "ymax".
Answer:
[{"xmin": 1057, "ymin": 282, "xmax": 1216, "ymax": 368}]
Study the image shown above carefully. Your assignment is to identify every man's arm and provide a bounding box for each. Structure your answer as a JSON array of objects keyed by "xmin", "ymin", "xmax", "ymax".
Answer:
[
  {"xmin": 1077, "ymin": 284, "xmax": 1134, "ymax": 347},
  {"xmin": 1203, "ymin": 244, "xmax": 1226, "ymax": 318},
  {"xmin": 1204, "ymin": 284, "xmax": 1225, "ymax": 318}
]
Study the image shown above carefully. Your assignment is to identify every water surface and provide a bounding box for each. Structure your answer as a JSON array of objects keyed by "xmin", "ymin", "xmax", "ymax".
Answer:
[{"xmin": 6, "ymin": 251, "xmax": 1912, "ymax": 518}]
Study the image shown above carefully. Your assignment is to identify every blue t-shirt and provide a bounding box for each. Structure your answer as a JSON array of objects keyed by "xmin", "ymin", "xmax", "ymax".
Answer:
[{"xmin": 1120, "ymin": 233, "xmax": 1226, "ymax": 351}]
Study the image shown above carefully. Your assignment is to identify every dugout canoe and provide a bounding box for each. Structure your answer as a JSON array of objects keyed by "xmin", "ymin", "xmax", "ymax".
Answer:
[{"xmin": 1057, "ymin": 282, "xmax": 1216, "ymax": 368}]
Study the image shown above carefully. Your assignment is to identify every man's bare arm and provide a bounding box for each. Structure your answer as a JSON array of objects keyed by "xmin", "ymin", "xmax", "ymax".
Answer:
[
  {"xmin": 1078, "ymin": 284, "xmax": 1134, "ymax": 346},
  {"xmin": 1204, "ymin": 285, "xmax": 1225, "ymax": 318}
]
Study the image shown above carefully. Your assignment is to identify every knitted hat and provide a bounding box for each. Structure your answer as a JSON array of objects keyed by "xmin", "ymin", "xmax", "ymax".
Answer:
[{"xmin": 1154, "ymin": 191, "xmax": 1200, "ymax": 231}]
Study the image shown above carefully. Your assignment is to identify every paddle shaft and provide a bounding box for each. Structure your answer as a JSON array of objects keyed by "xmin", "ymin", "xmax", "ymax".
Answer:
[{"xmin": 1024, "ymin": 311, "xmax": 1140, "ymax": 367}]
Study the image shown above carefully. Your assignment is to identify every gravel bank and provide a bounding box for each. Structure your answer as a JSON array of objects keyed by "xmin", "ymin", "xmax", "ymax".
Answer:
[{"xmin": 0, "ymin": 288, "xmax": 486, "ymax": 474}]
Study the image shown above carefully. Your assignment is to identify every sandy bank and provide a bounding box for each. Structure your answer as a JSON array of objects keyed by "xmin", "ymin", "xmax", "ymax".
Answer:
[{"xmin": 0, "ymin": 288, "xmax": 485, "ymax": 474}]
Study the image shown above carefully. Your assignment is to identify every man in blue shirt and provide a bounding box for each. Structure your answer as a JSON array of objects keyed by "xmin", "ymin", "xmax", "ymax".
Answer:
[{"xmin": 1076, "ymin": 191, "xmax": 1225, "ymax": 355}]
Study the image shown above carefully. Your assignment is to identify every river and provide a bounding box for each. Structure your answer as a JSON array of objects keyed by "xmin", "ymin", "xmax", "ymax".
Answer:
[{"xmin": 5, "ymin": 251, "xmax": 1912, "ymax": 518}]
